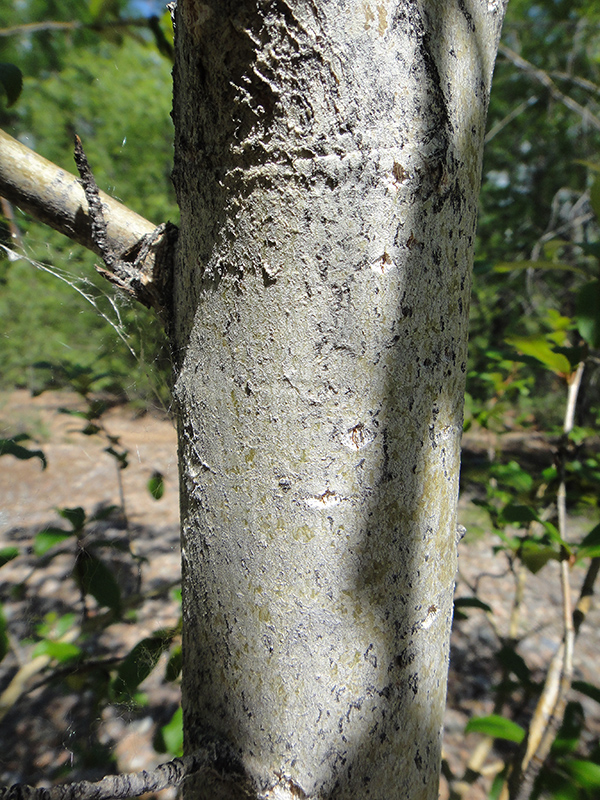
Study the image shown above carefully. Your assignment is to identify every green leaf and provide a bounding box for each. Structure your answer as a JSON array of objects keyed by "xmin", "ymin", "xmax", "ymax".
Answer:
[
  {"xmin": 90, "ymin": 505, "xmax": 120, "ymax": 522},
  {"xmin": 575, "ymin": 280, "xmax": 600, "ymax": 349},
  {"xmin": 540, "ymin": 520, "xmax": 566, "ymax": 548},
  {"xmin": 34, "ymin": 529, "xmax": 74, "ymax": 556},
  {"xmin": 58, "ymin": 507, "xmax": 87, "ymax": 531},
  {"xmin": 497, "ymin": 645, "xmax": 532, "ymax": 686},
  {"xmin": 506, "ymin": 335, "xmax": 572, "ymax": 376},
  {"xmin": 501, "ymin": 504, "xmax": 539, "ymax": 525},
  {"xmin": 591, "ymin": 176, "xmax": 600, "ymax": 223},
  {"xmin": 491, "ymin": 461, "xmax": 533, "ymax": 493},
  {"xmin": 465, "ymin": 714, "xmax": 525, "ymax": 743},
  {"xmin": 49, "ymin": 612, "xmax": 78, "ymax": 639},
  {"xmin": 81, "ymin": 423, "xmax": 102, "ymax": 436},
  {"xmin": 562, "ymin": 759, "xmax": 600, "ymax": 789},
  {"xmin": 0, "ymin": 436, "xmax": 47, "ymax": 469},
  {"xmin": 519, "ymin": 541, "xmax": 560, "ymax": 574},
  {"xmin": 57, "ymin": 408, "xmax": 92, "ymax": 419},
  {"xmin": 575, "ymin": 522, "xmax": 600, "ymax": 561},
  {"xmin": 0, "ymin": 547, "xmax": 19, "ymax": 568},
  {"xmin": 160, "ymin": 707, "xmax": 183, "ymax": 756},
  {"xmin": 552, "ymin": 345, "xmax": 587, "ymax": 370},
  {"xmin": 147, "ymin": 470, "xmax": 165, "ymax": 500},
  {"xmin": 32, "ymin": 640, "xmax": 81, "ymax": 662},
  {"xmin": 500, "ymin": 506, "xmax": 566, "ymax": 550},
  {"xmin": 541, "ymin": 774, "xmax": 582, "ymax": 800},
  {"xmin": 572, "ymin": 680, "xmax": 600, "ymax": 706},
  {"xmin": 112, "ymin": 633, "xmax": 172, "ymax": 701},
  {"xmin": 552, "ymin": 702, "xmax": 583, "ymax": 756},
  {"xmin": 74, "ymin": 550, "xmax": 121, "ymax": 614},
  {"xmin": 165, "ymin": 646, "xmax": 182, "ymax": 682},
  {"xmin": 105, "ymin": 446, "xmax": 128, "ymax": 469},
  {"xmin": 488, "ymin": 769, "xmax": 508, "ymax": 800},
  {"xmin": 454, "ymin": 597, "xmax": 493, "ymax": 613},
  {"xmin": 574, "ymin": 159, "xmax": 600, "ymax": 175},
  {"xmin": 0, "ymin": 63, "xmax": 23, "ymax": 107}
]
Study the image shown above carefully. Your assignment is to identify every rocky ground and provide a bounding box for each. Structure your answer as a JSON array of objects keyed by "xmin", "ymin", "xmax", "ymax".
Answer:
[{"xmin": 1, "ymin": 390, "xmax": 599, "ymax": 799}]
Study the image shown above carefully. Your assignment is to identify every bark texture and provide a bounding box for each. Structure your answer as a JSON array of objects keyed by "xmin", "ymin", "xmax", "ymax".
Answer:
[{"xmin": 171, "ymin": 2, "xmax": 506, "ymax": 798}]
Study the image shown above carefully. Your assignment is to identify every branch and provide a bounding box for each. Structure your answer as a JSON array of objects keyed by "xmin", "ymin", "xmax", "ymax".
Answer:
[
  {"xmin": 0, "ymin": 128, "xmax": 177, "ymax": 321},
  {"xmin": 0, "ymin": 19, "xmax": 173, "ymax": 62},
  {"xmin": 498, "ymin": 44, "xmax": 600, "ymax": 133},
  {"xmin": 506, "ymin": 364, "xmax": 588, "ymax": 800},
  {"xmin": 0, "ymin": 738, "xmax": 245, "ymax": 800},
  {"xmin": 0, "ymin": 19, "xmax": 153, "ymax": 37}
]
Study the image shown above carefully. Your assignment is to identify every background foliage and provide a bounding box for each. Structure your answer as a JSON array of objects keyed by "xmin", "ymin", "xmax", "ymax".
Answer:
[{"xmin": 0, "ymin": 0, "xmax": 175, "ymax": 404}]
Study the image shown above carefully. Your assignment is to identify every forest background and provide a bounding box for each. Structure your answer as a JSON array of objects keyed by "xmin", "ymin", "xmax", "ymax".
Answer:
[{"xmin": 1, "ymin": 1, "xmax": 600, "ymax": 799}]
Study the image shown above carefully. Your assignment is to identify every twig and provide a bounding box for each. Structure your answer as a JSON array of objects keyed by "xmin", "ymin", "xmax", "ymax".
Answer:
[
  {"xmin": 0, "ymin": 129, "xmax": 176, "ymax": 322},
  {"xmin": 498, "ymin": 43, "xmax": 600, "ymax": 133},
  {"xmin": 0, "ymin": 738, "xmax": 245, "ymax": 800},
  {"xmin": 550, "ymin": 71, "xmax": 600, "ymax": 97},
  {"xmin": 0, "ymin": 19, "xmax": 151, "ymax": 37},
  {"xmin": 485, "ymin": 96, "xmax": 539, "ymax": 143},
  {"xmin": 506, "ymin": 362, "xmax": 586, "ymax": 800}
]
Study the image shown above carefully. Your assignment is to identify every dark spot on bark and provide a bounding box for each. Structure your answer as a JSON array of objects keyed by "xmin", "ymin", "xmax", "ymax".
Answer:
[
  {"xmin": 392, "ymin": 161, "xmax": 407, "ymax": 182},
  {"xmin": 364, "ymin": 644, "xmax": 377, "ymax": 668},
  {"xmin": 260, "ymin": 270, "xmax": 277, "ymax": 290},
  {"xmin": 408, "ymin": 673, "xmax": 419, "ymax": 695},
  {"xmin": 395, "ymin": 648, "xmax": 415, "ymax": 669},
  {"xmin": 457, "ymin": 0, "xmax": 476, "ymax": 32}
]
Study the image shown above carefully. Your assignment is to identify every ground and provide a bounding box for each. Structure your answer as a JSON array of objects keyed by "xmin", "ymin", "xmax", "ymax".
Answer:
[{"xmin": 1, "ymin": 390, "xmax": 599, "ymax": 799}]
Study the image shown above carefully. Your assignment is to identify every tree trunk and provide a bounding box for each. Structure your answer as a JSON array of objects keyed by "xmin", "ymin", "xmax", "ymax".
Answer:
[{"xmin": 170, "ymin": 1, "xmax": 506, "ymax": 798}]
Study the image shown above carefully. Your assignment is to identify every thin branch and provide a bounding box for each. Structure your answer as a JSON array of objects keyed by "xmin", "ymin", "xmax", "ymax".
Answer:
[
  {"xmin": 550, "ymin": 71, "xmax": 600, "ymax": 97},
  {"xmin": 73, "ymin": 135, "xmax": 120, "ymax": 273},
  {"xmin": 0, "ymin": 738, "xmax": 245, "ymax": 800},
  {"xmin": 0, "ymin": 128, "xmax": 177, "ymax": 321},
  {"xmin": 0, "ymin": 128, "xmax": 154, "ymax": 257},
  {"xmin": 0, "ymin": 19, "xmax": 151, "ymax": 37},
  {"xmin": 498, "ymin": 43, "xmax": 600, "ymax": 133},
  {"xmin": 507, "ymin": 363, "xmax": 587, "ymax": 800},
  {"xmin": 485, "ymin": 96, "xmax": 538, "ymax": 143}
]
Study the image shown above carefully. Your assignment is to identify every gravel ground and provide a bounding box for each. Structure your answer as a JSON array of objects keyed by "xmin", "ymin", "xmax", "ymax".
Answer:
[{"xmin": 1, "ymin": 390, "xmax": 599, "ymax": 799}]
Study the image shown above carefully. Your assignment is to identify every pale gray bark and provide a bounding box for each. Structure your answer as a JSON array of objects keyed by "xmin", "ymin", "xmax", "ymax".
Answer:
[
  {"xmin": 0, "ymin": 129, "xmax": 155, "ymax": 257},
  {"xmin": 171, "ymin": 2, "xmax": 506, "ymax": 798}
]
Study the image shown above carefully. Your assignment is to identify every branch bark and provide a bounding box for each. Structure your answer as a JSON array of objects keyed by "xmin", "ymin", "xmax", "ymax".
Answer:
[
  {"xmin": 0, "ymin": 739, "xmax": 244, "ymax": 800},
  {"xmin": 0, "ymin": 128, "xmax": 177, "ymax": 320}
]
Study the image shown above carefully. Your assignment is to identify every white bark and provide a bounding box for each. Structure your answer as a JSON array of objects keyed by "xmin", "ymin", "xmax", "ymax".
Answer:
[{"xmin": 171, "ymin": 2, "xmax": 506, "ymax": 798}]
